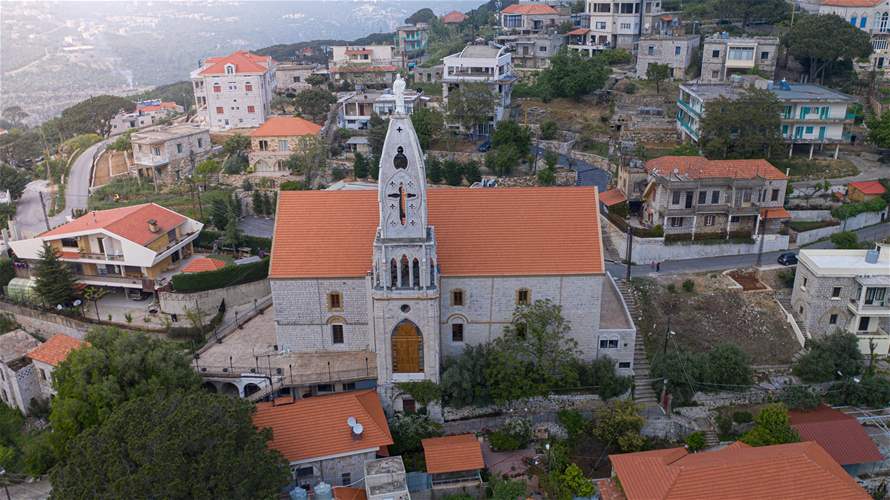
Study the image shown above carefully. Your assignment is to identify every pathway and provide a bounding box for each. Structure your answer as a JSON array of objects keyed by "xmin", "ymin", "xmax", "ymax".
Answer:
[{"xmin": 615, "ymin": 278, "xmax": 658, "ymax": 408}]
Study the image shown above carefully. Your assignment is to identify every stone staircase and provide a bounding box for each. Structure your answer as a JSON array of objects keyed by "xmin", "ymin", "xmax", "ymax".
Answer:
[
  {"xmin": 703, "ymin": 427, "xmax": 720, "ymax": 448},
  {"xmin": 616, "ymin": 278, "xmax": 659, "ymax": 407}
]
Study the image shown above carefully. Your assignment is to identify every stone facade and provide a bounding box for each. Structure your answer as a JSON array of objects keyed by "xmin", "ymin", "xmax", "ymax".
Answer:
[
  {"xmin": 275, "ymin": 63, "xmax": 319, "ymax": 94},
  {"xmin": 636, "ymin": 35, "xmax": 701, "ymax": 79},
  {"xmin": 249, "ymin": 135, "xmax": 320, "ymax": 174},
  {"xmin": 496, "ymin": 33, "xmax": 565, "ymax": 69},
  {"xmin": 700, "ymin": 35, "xmax": 778, "ymax": 83},
  {"xmin": 131, "ymin": 124, "xmax": 212, "ymax": 182},
  {"xmin": 191, "ymin": 51, "xmax": 276, "ymax": 131},
  {"xmin": 442, "ymin": 44, "xmax": 515, "ymax": 136},
  {"xmin": 414, "ymin": 65, "xmax": 443, "ymax": 84},
  {"xmin": 293, "ymin": 450, "xmax": 378, "ymax": 489}
]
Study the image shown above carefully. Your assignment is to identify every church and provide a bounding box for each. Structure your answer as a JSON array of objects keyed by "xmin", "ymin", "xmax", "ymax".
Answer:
[{"xmin": 269, "ymin": 78, "xmax": 636, "ymax": 411}]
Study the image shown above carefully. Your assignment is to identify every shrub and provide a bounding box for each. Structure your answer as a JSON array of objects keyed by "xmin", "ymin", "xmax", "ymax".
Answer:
[
  {"xmin": 666, "ymin": 283, "xmax": 677, "ymax": 293},
  {"xmin": 778, "ymin": 270, "xmax": 795, "ymax": 288},
  {"xmin": 540, "ymin": 120, "xmax": 558, "ymax": 140},
  {"xmin": 830, "ymin": 231, "xmax": 861, "ymax": 249},
  {"xmin": 171, "ymin": 258, "xmax": 269, "ymax": 293},
  {"xmin": 792, "ymin": 331, "xmax": 863, "ymax": 382},
  {"xmin": 682, "ymin": 279, "xmax": 695, "ymax": 292},
  {"xmin": 279, "ymin": 180, "xmax": 305, "ymax": 191},
  {"xmin": 388, "ymin": 414, "xmax": 443, "ymax": 456},
  {"xmin": 488, "ymin": 430, "xmax": 524, "ymax": 451},
  {"xmin": 780, "ymin": 385, "xmax": 821, "ymax": 410},
  {"xmin": 740, "ymin": 404, "xmax": 799, "ymax": 447},
  {"xmin": 684, "ymin": 431, "xmax": 706, "ymax": 452},
  {"xmin": 732, "ymin": 411, "xmax": 753, "ymax": 424},
  {"xmin": 489, "ymin": 417, "xmax": 532, "ymax": 451},
  {"xmin": 827, "ymin": 376, "xmax": 890, "ymax": 408},
  {"xmin": 557, "ymin": 409, "xmax": 588, "ymax": 440},
  {"xmin": 715, "ymin": 414, "xmax": 733, "ymax": 438},
  {"xmin": 223, "ymin": 154, "xmax": 248, "ymax": 175},
  {"xmin": 625, "ymin": 82, "xmax": 637, "ymax": 94},
  {"xmin": 832, "ymin": 197, "xmax": 887, "ymax": 220},
  {"xmin": 490, "ymin": 477, "xmax": 527, "ymax": 500}
]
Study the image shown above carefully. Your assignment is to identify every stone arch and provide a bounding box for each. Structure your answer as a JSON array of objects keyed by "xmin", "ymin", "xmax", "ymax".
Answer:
[
  {"xmin": 220, "ymin": 382, "xmax": 240, "ymax": 397},
  {"xmin": 445, "ymin": 313, "xmax": 470, "ymax": 324},
  {"xmin": 202, "ymin": 381, "xmax": 218, "ymax": 393},
  {"xmin": 255, "ymin": 158, "xmax": 277, "ymax": 173},
  {"xmin": 326, "ymin": 315, "xmax": 348, "ymax": 325},
  {"xmin": 243, "ymin": 383, "xmax": 262, "ymax": 397},
  {"xmin": 392, "ymin": 320, "xmax": 423, "ymax": 373}
]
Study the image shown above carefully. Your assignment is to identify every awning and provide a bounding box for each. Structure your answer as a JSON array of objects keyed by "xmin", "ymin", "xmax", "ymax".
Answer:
[
  {"xmin": 566, "ymin": 28, "xmax": 590, "ymax": 36},
  {"xmin": 760, "ymin": 207, "xmax": 791, "ymax": 219}
]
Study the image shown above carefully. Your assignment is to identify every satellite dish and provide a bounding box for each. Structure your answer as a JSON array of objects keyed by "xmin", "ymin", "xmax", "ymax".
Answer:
[
  {"xmin": 347, "ymin": 416, "xmax": 357, "ymax": 427},
  {"xmin": 353, "ymin": 423, "xmax": 364, "ymax": 435}
]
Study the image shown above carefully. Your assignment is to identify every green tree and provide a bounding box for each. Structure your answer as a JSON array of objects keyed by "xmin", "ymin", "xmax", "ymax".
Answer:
[
  {"xmin": 210, "ymin": 198, "xmax": 229, "ymax": 230},
  {"xmin": 646, "ymin": 63, "xmax": 671, "ymax": 94},
  {"xmin": 830, "ymin": 231, "xmax": 861, "ymax": 249},
  {"xmin": 575, "ymin": 356, "xmax": 632, "ymax": 400},
  {"xmin": 684, "ymin": 431, "xmax": 706, "ymax": 452},
  {"xmin": 405, "ymin": 7, "xmax": 436, "ymax": 24},
  {"xmin": 222, "ymin": 134, "xmax": 250, "ymax": 159},
  {"xmin": 194, "ymin": 159, "xmax": 221, "ymax": 190},
  {"xmin": 252, "ymin": 190, "xmax": 263, "ymax": 215},
  {"xmin": 353, "ymin": 151, "xmax": 369, "ymax": 178},
  {"xmin": 441, "ymin": 344, "xmax": 493, "ymax": 407},
  {"xmin": 787, "ymin": 14, "xmax": 873, "ymax": 83},
  {"xmin": 54, "ymin": 95, "xmax": 135, "ymax": 136},
  {"xmin": 491, "ymin": 477, "xmax": 528, "ymax": 500},
  {"xmin": 463, "ymin": 160, "xmax": 482, "ymax": 184},
  {"xmin": 223, "ymin": 202, "xmax": 241, "ymax": 247},
  {"xmin": 793, "ymin": 331, "xmax": 864, "ymax": 382},
  {"xmin": 33, "ymin": 243, "xmax": 77, "ymax": 307},
  {"xmin": 740, "ymin": 403, "xmax": 800, "ymax": 446},
  {"xmin": 538, "ymin": 166, "xmax": 556, "ymax": 186},
  {"xmin": 592, "ymin": 400, "xmax": 645, "ymax": 452},
  {"xmin": 557, "ymin": 463, "xmax": 596, "ymax": 499},
  {"xmin": 271, "ymin": 94, "xmax": 292, "ymax": 114},
  {"xmin": 700, "ymin": 89, "xmax": 784, "ymax": 159},
  {"xmin": 49, "ymin": 328, "xmax": 202, "ymax": 455},
  {"xmin": 704, "ymin": 344, "xmax": 753, "ymax": 388},
  {"xmin": 306, "ymin": 74, "xmax": 326, "ymax": 87},
  {"xmin": 446, "ymin": 82, "xmax": 495, "ymax": 133},
  {"xmin": 0, "ymin": 164, "xmax": 30, "ymax": 200},
  {"xmin": 427, "ymin": 156, "xmax": 444, "ymax": 183},
  {"xmin": 81, "ymin": 286, "xmax": 108, "ymax": 320},
  {"xmin": 443, "ymin": 159, "xmax": 464, "ymax": 186},
  {"xmin": 780, "ymin": 385, "xmax": 821, "ymax": 410},
  {"xmin": 284, "ymin": 139, "xmax": 327, "ymax": 188},
  {"xmin": 867, "ymin": 110, "xmax": 890, "ymax": 148},
  {"xmin": 540, "ymin": 120, "xmax": 558, "ymax": 140},
  {"xmin": 388, "ymin": 414, "xmax": 443, "ymax": 456},
  {"xmin": 410, "ymin": 108, "xmax": 445, "ymax": 150},
  {"xmin": 537, "ymin": 50, "xmax": 610, "ymax": 100},
  {"xmin": 260, "ymin": 191, "xmax": 272, "ymax": 216},
  {"xmin": 485, "ymin": 144, "xmax": 520, "ymax": 176},
  {"xmin": 492, "ymin": 121, "xmax": 532, "ymax": 157},
  {"xmin": 294, "ymin": 88, "xmax": 336, "ymax": 122},
  {"xmin": 1, "ymin": 106, "xmax": 29, "ymax": 128},
  {"xmin": 107, "ymin": 130, "xmax": 132, "ymax": 152},
  {"xmin": 717, "ymin": 0, "xmax": 789, "ymax": 28},
  {"xmin": 368, "ymin": 114, "xmax": 388, "ymax": 159},
  {"xmin": 50, "ymin": 391, "xmax": 290, "ymax": 499}
]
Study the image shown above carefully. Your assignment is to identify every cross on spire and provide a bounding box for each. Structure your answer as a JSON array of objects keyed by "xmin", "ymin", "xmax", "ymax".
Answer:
[{"xmin": 387, "ymin": 184, "xmax": 416, "ymax": 225}]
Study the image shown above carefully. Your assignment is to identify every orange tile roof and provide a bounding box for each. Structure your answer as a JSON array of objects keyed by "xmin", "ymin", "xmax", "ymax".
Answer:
[
  {"xmin": 270, "ymin": 187, "xmax": 605, "ymax": 279},
  {"xmin": 138, "ymin": 102, "xmax": 179, "ymax": 113},
  {"xmin": 27, "ymin": 334, "xmax": 86, "ymax": 367},
  {"xmin": 253, "ymin": 390, "xmax": 392, "ymax": 463},
  {"xmin": 199, "ymin": 50, "xmax": 271, "ymax": 76},
  {"xmin": 790, "ymin": 405, "xmax": 883, "ymax": 466},
  {"xmin": 849, "ymin": 181, "xmax": 887, "ymax": 196},
  {"xmin": 442, "ymin": 11, "xmax": 468, "ymax": 23},
  {"xmin": 600, "ymin": 188, "xmax": 627, "ymax": 206},
  {"xmin": 610, "ymin": 441, "xmax": 869, "ymax": 500},
  {"xmin": 333, "ymin": 487, "xmax": 367, "ymax": 500},
  {"xmin": 250, "ymin": 116, "xmax": 322, "ymax": 138},
  {"xmin": 181, "ymin": 257, "xmax": 226, "ymax": 273},
  {"xmin": 645, "ymin": 156, "xmax": 787, "ymax": 181},
  {"xmin": 40, "ymin": 203, "xmax": 187, "ymax": 246},
  {"xmin": 567, "ymin": 27, "xmax": 590, "ymax": 36},
  {"xmin": 761, "ymin": 207, "xmax": 791, "ymax": 219},
  {"xmin": 502, "ymin": 3, "xmax": 559, "ymax": 14},
  {"xmin": 422, "ymin": 434, "xmax": 484, "ymax": 474},
  {"xmin": 822, "ymin": 0, "xmax": 882, "ymax": 6}
]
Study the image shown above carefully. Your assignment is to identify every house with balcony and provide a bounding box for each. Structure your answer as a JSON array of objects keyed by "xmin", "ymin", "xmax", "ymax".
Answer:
[
  {"xmin": 676, "ymin": 78, "xmax": 856, "ymax": 159},
  {"xmin": 248, "ymin": 116, "xmax": 322, "ymax": 174},
  {"xmin": 819, "ymin": 0, "xmax": 890, "ymax": 74},
  {"xmin": 567, "ymin": 0, "xmax": 662, "ymax": 56},
  {"xmin": 130, "ymin": 124, "xmax": 212, "ymax": 183},
  {"xmin": 9, "ymin": 203, "xmax": 204, "ymax": 292},
  {"xmin": 640, "ymin": 156, "xmax": 790, "ymax": 239},
  {"xmin": 335, "ymin": 90, "xmax": 425, "ymax": 130},
  {"xmin": 396, "ymin": 24, "xmax": 429, "ymax": 62},
  {"xmin": 500, "ymin": 3, "xmax": 567, "ymax": 33},
  {"xmin": 700, "ymin": 34, "xmax": 779, "ymax": 83},
  {"xmin": 191, "ymin": 50, "xmax": 276, "ymax": 131},
  {"xmin": 109, "ymin": 100, "xmax": 184, "ymax": 136},
  {"xmin": 442, "ymin": 44, "xmax": 516, "ymax": 136},
  {"xmin": 636, "ymin": 34, "xmax": 701, "ymax": 80},
  {"xmin": 792, "ymin": 244, "xmax": 890, "ymax": 355},
  {"xmin": 275, "ymin": 63, "xmax": 324, "ymax": 95},
  {"xmin": 330, "ymin": 45, "xmax": 400, "ymax": 85}
]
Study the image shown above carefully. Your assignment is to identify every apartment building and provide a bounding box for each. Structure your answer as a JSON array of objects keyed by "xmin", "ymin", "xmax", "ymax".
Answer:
[
  {"xmin": 700, "ymin": 34, "xmax": 779, "ymax": 83},
  {"xmin": 130, "ymin": 124, "xmax": 212, "ymax": 182},
  {"xmin": 567, "ymin": 0, "xmax": 662, "ymax": 55},
  {"xmin": 676, "ymin": 78, "xmax": 855, "ymax": 158},
  {"xmin": 396, "ymin": 24, "xmax": 429, "ymax": 61},
  {"xmin": 497, "ymin": 31, "xmax": 565, "ymax": 69},
  {"xmin": 9, "ymin": 203, "xmax": 204, "ymax": 292},
  {"xmin": 819, "ymin": 0, "xmax": 890, "ymax": 73},
  {"xmin": 791, "ymin": 244, "xmax": 890, "ymax": 355},
  {"xmin": 0, "ymin": 330, "xmax": 41, "ymax": 415},
  {"xmin": 500, "ymin": 3, "xmax": 567, "ymax": 33},
  {"xmin": 109, "ymin": 100, "xmax": 184, "ymax": 136},
  {"xmin": 442, "ymin": 44, "xmax": 516, "ymax": 135},
  {"xmin": 330, "ymin": 45, "xmax": 400, "ymax": 85},
  {"xmin": 636, "ymin": 35, "xmax": 701, "ymax": 79},
  {"xmin": 275, "ymin": 62, "xmax": 323, "ymax": 94},
  {"xmin": 336, "ymin": 90, "xmax": 426, "ymax": 129},
  {"xmin": 191, "ymin": 50, "xmax": 276, "ymax": 131},
  {"xmin": 248, "ymin": 116, "xmax": 322, "ymax": 174},
  {"xmin": 640, "ymin": 156, "xmax": 790, "ymax": 239}
]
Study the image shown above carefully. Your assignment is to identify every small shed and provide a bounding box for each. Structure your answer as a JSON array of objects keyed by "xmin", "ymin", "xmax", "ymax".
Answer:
[
  {"xmin": 421, "ymin": 434, "xmax": 484, "ymax": 489},
  {"xmin": 848, "ymin": 181, "xmax": 887, "ymax": 202},
  {"xmin": 346, "ymin": 136, "xmax": 370, "ymax": 155}
]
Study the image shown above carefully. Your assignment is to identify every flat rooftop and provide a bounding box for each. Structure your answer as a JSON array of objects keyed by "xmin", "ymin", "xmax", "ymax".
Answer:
[
  {"xmin": 0, "ymin": 330, "xmax": 41, "ymax": 365},
  {"xmin": 799, "ymin": 248, "xmax": 890, "ymax": 278},
  {"xmin": 770, "ymin": 84, "xmax": 855, "ymax": 102},
  {"xmin": 131, "ymin": 124, "xmax": 208, "ymax": 143},
  {"xmin": 449, "ymin": 45, "xmax": 503, "ymax": 60},
  {"xmin": 705, "ymin": 34, "xmax": 779, "ymax": 43}
]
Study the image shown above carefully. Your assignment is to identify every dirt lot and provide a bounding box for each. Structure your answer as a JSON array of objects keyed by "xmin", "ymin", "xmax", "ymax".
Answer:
[
  {"xmin": 92, "ymin": 149, "xmax": 130, "ymax": 187},
  {"xmin": 726, "ymin": 270, "xmax": 769, "ymax": 291},
  {"xmin": 515, "ymin": 97, "xmax": 610, "ymax": 132},
  {"xmin": 631, "ymin": 273, "xmax": 799, "ymax": 365}
]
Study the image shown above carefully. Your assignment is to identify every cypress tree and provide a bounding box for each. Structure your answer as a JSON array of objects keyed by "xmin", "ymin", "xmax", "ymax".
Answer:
[{"xmin": 33, "ymin": 243, "xmax": 77, "ymax": 307}]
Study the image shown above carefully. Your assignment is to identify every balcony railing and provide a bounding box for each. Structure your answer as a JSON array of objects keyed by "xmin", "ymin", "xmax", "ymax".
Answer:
[{"xmin": 75, "ymin": 252, "xmax": 125, "ymax": 262}]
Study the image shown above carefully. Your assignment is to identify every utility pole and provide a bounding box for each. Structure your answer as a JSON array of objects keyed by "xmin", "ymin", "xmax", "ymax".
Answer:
[{"xmin": 38, "ymin": 191, "xmax": 51, "ymax": 231}]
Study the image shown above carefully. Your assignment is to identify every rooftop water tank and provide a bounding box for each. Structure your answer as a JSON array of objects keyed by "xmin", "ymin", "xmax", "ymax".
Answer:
[
  {"xmin": 315, "ymin": 482, "xmax": 333, "ymax": 500},
  {"xmin": 289, "ymin": 487, "xmax": 308, "ymax": 500}
]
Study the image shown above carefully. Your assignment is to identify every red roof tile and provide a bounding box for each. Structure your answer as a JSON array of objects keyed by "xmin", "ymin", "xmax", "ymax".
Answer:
[
  {"xmin": 270, "ymin": 187, "xmax": 605, "ymax": 279},
  {"xmin": 849, "ymin": 181, "xmax": 887, "ymax": 196},
  {"xmin": 199, "ymin": 50, "xmax": 272, "ymax": 76},
  {"xmin": 253, "ymin": 390, "xmax": 392, "ymax": 463},
  {"xmin": 138, "ymin": 102, "xmax": 179, "ymax": 113},
  {"xmin": 761, "ymin": 207, "xmax": 791, "ymax": 219},
  {"xmin": 790, "ymin": 405, "xmax": 883, "ymax": 466},
  {"xmin": 422, "ymin": 434, "xmax": 484, "ymax": 474},
  {"xmin": 502, "ymin": 4, "xmax": 559, "ymax": 15},
  {"xmin": 181, "ymin": 257, "xmax": 226, "ymax": 274},
  {"xmin": 27, "ymin": 334, "xmax": 86, "ymax": 367},
  {"xmin": 610, "ymin": 441, "xmax": 869, "ymax": 500},
  {"xmin": 250, "ymin": 116, "xmax": 321, "ymax": 137},
  {"xmin": 442, "ymin": 11, "xmax": 468, "ymax": 23},
  {"xmin": 333, "ymin": 487, "xmax": 367, "ymax": 500},
  {"xmin": 600, "ymin": 188, "xmax": 627, "ymax": 206},
  {"xmin": 645, "ymin": 156, "xmax": 787, "ymax": 181},
  {"xmin": 567, "ymin": 28, "xmax": 590, "ymax": 36},
  {"xmin": 40, "ymin": 203, "xmax": 187, "ymax": 246}
]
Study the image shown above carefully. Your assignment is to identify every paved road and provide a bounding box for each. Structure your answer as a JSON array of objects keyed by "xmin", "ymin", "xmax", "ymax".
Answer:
[
  {"xmin": 532, "ymin": 145, "xmax": 611, "ymax": 191},
  {"xmin": 14, "ymin": 140, "xmax": 106, "ymax": 237},
  {"xmin": 238, "ymin": 215, "xmax": 275, "ymax": 238}
]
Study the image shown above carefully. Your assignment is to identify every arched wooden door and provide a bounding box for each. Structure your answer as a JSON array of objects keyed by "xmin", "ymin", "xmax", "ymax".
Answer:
[{"xmin": 392, "ymin": 320, "xmax": 423, "ymax": 373}]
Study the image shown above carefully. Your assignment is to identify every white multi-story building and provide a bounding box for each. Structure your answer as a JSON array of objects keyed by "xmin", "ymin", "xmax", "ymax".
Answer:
[
  {"xmin": 191, "ymin": 51, "xmax": 276, "ymax": 131},
  {"xmin": 567, "ymin": 0, "xmax": 662, "ymax": 55},
  {"xmin": 819, "ymin": 0, "xmax": 890, "ymax": 73},
  {"xmin": 130, "ymin": 124, "xmax": 212, "ymax": 182},
  {"xmin": 700, "ymin": 34, "xmax": 779, "ymax": 83},
  {"xmin": 442, "ymin": 44, "xmax": 516, "ymax": 136}
]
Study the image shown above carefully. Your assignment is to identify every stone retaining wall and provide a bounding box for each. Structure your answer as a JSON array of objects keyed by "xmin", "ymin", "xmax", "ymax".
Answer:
[
  {"xmin": 443, "ymin": 393, "xmax": 609, "ymax": 422},
  {"xmin": 158, "ymin": 279, "xmax": 271, "ymax": 316},
  {"xmin": 0, "ymin": 300, "xmax": 163, "ymax": 339},
  {"xmin": 793, "ymin": 208, "xmax": 888, "ymax": 246},
  {"xmin": 426, "ymin": 150, "xmax": 487, "ymax": 163}
]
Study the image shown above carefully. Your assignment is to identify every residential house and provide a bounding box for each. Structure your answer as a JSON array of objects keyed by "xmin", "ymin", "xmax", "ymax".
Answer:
[
  {"xmin": 599, "ymin": 441, "xmax": 870, "ymax": 500},
  {"xmin": 275, "ymin": 62, "xmax": 323, "ymax": 94},
  {"xmin": 636, "ymin": 35, "xmax": 701, "ymax": 79},
  {"xmin": 441, "ymin": 11, "xmax": 468, "ymax": 25},
  {"xmin": 248, "ymin": 115, "xmax": 322, "ymax": 174},
  {"xmin": 676, "ymin": 78, "xmax": 856, "ymax": 158},
  {"xmin": 496, "ymin": 31, "xmax": 565, "ymax": 69},
  {"xmin": 422, "ymin": 434, "xmax": 485, "ymax": 490},
  {"xmin": 269, "ymin": 99, "xmax": 636, "ymax": 414},
  {"xmin": 700, "ymin": 33, "xmax": 779, "ymax": 83},
  {"xmin": 26, "ymin": 334, "xmax": 86, "ymax": 398},
  {"xmin": 361, "ymin": 457, "xmax": 410, "ymax": 500},
  {"xmin": 599, "ymin": 187, "xmax": 628, "ymax": 214},
  {"xmin": 330, "ymin": 45, "xmax": 400, "ymax": 85},
  {"xmin": 336, "ymin": 90, "xmax": 425, "ymax": 130},
  {"xmin": 396, "ymin": 24, "xmax": 429, "ymax": 62},
  {"xmin": 615, "ymin": 158, "xmax": 648, "ymax": 207},
  {"xmin": 848, "ymin": 180, "xmax": 888, "ymax": 202},
  {"xmin": 819, "ymin": 0, "xmax": 890, "ymax": 73},
  {"xmin": 414, "ymin": 65, "xmax": 443, "ymax": 84},
  {"xmin": 567, "ymin": 0, "xmax": 662, "ymax": 55},
  {"xmin": 791, "ymin": 244, "xmax": 890, "ymax": 355},
  {"xmin": 109, "ymin": 100, "xmax": 184, "ymax": 136},
  {"xmin": 499, "ymin": 3, "xmax": 566, "ymax": 33},
  {"xmin": 252, "ymin": 390, "xmax": 393, "ymax": 490},
  {"xmin": 130, "ymin": 124, "xmax": 212, "ymax": 182},
  {"xmin": 640, "ymin": 156, "xmax": 790, "ymax": 239},
  {"xmin": 442, "ymin": 44, "xmax": 516, "ymax": 135},
  {"xmin": 9, "ymin": 203, "xmax": 204, "ymax": 292},
  {"xmin": 789, "ymin": 405, "xmax": 884, "ymax": 476},
  {"xmin": 0, "ymin": 330, "xmax": 41, "ymax": 415},
  {"xmin": 191, "ymin": 50, "xmax": 276, "ymax": 131}
]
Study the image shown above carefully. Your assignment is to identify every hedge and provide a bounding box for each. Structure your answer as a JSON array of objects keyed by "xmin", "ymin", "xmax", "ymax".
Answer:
[
  {"xmin": 605, "ymin": 212, "xmax": 664, "ymax": 238},
  {"xmin": 195, "ymin": 229, "xmax": 272, "ymax": 254},
  {"xmin": 832, "ymin": 197, "xmax": 887, "ymax": 220},
  {"xmin": 171, "ymin": 258, "xmax": 269, "ymax": 293}
]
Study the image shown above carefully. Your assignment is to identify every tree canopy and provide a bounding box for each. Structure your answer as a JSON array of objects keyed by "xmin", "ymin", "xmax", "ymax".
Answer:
[
  {"xmin": 294, "ymin": 88, "xmax": 336, "ymax": 122},
  {"xmin": 646, "ymin": 63, "xmax": 671, "ymax": 94},
  {"xmin": 446, "ymin": 82, "xmax": 496, "ymax": 132},
  {"xmin": 53, "ymin": 95, "xmax": 135, "ymax": 137},
  {"xmin": 792, "ymin": 331, "xmax": 863, "ymax": 382},
  {"xmin": 405, "ymin": 8, "xmax": 436, "ymax": 25},
  {"xmin": 867, "ymin": 110, "xmax": 890, "ymax": 148},
  {"xmin": 786, "ymin": 14, "xmax": 873, "ymax": 83},
  {"xmin": 537, "ymin": 50, "xmax": 610, "ymax": 100},
  {"xmin": 0, "ymin": 164, "xmax": 30, "ymax": 200},
  {"xmin": 699, "ymin": 88, "xmax": 784, "ymax": 159},
  {"xmin": 410, "ymin": 108, "xmax": 445, "ymax": 150},
  {"xmin": 33, "ymin": 243, "xmax": 77, "ymax": 307},
  {"xmin": 740, "ymin": 403, "xmax": 800, "ymax": 446}
]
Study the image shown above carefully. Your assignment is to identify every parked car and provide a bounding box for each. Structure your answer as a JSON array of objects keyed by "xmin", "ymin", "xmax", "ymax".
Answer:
[
  {"xmin": 777, "ymin": 252, "xmax": 798, "ymax": 266},
  {"xmin": 477, "ymin": 141, "xmax": 491, "ymax": 153}
]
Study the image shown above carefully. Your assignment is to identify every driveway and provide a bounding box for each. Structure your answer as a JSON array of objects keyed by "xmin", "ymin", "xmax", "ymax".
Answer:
[{"xmin": 238, "ymin": 216, "xmax": 275, "ymax": 238}]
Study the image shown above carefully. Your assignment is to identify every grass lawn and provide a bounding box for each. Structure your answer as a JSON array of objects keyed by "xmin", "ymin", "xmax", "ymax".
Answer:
[
  {"xmin": 413, "ymin": 82, "xmax": 441, "ymax": 97},
  {"xmin": 772, "ymin": 158, "xmax": 859, "ymax": 181}
]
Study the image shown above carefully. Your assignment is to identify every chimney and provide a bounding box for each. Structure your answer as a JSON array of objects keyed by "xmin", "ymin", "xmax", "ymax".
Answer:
[{"xmin": 148, "ymin": 219, "xmax": 160, "ymax": 233}]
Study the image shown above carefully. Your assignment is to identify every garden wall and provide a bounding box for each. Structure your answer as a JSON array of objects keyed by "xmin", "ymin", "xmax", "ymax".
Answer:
[
  {"xmin": 794, "ymin": 225, "xmax": 843, "ymax": 246},
  {"xmin": 0, "ymin": 299, "xmax": 165, "ymax": 339},
  {"xmin": 788, "ymin": 210, "xmax": 832, "ymax": 221},
  {"xmin": 793, "ymin": 208, "xmax": 888, "ymax": 246},
  {"xmin": 443, "ymin": 393, "xmax": 608, "ymax": 423},
  {"xmin": 158, "ymin": 278, "xmax": 271, "ymax": 316}
]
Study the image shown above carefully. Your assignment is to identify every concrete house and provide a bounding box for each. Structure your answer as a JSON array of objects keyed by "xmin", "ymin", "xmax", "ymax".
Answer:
[
  {"xmin": 275, "ymin": 63, "xmax": 323, "ymax": 94},
  {"xmin": 0, "ymin": 330, "xmax": 42, "ymax": 415},
  {"xmin": 191, "ymin": 51, "xmax": 276, "ymax": 131},
  {"xmin": 499, "ymin": 3, "xmax": 567, "ymax": 33},
  {"xmin": 9, "ymin": 203, "xmax": 203, "ymax": 292},
  {"xmin": 396, "ymin": 24, "xmax": 429, "ymax": 61},
  {"xmin": 336, "ymin": 90, "xmax": 426, "ymax": 130},
  {"xmin": 567, "ymin": 0, "xmax": 662, "ymax": 55},
  {"xmin": 819, "ymin": 0, "xmax": 890, "ymax": 74},
  {"xmin": 130, "ymin": 124, "xmax": 212, "ymax": 182},
  {"xmin": 640, "ymin": 156, "xmax": 790, "ymax": 239},
  {"xmin": 269, "ymin": 87, "xmax": 636, "ymax": 413},
  {"xmin": 636, "ymin": 34, "xmax": 701, "ymax": 79},
  {"xmin": 442, "ymin": 44, "xmax": 516, "ymax": 136},
  {"xmin": 791, "ymin": 244, "xmax": 890, "ymax": 355},
  {"xmin": 109, "ymin": 100, "xmax": 184, "ymax": 136},
  {"xmin": 330, "ymin": 45, "xmax": 400, "ymax": 85},
  {"xmin": 700, "ymin": 34, "xmax": 779, "ymax": 83},
  {"xmin": 248, "ymin": 116, "xmax": 322, "ymax": 174},
  {"xmin": 26, "ymin": 334, "xmax": 86, "ymax": 398}
]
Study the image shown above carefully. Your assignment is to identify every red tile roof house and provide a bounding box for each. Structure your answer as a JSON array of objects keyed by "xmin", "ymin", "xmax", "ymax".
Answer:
[
  {"xmin": 252, "ymin": 390, "xmax": 393, "ymax": 492},
  {"xmin": 422, "ymin": 434, "xmax": 485, "ymax": 490},
  {"xmin": 27, "ymin": 334, "xmax": 86, "ymax": 397},
  {"xmin": 790, "ymin": 405, "xmax": 884, "ymax": 476},
  {"xmin": 848, "ymin": 181, "xmax": 888, "ymax": 202},
  {"xmin": 8, "ymin": 203, "xmax": 204, "ymax": 293},
  {"xmin": 599, "ymin": 441, "xmax": 871, "ymax": 500},
  {"xmin": 248, "ymin": 115, "xmax": 322, "ymax": 175},
  {"xmin": 190, "ymin": 50, "xmax": 276, "ymax": 131}
]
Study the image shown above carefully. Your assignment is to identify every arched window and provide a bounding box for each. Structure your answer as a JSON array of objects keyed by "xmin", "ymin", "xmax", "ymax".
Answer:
[
  {"xmin": 412, "ymin": 258, "xmax": 420, "ymax": 288},
  {"xmin": 881, "ymin": 12, "xmax": 888, "ymax": 32},
  {"xmin": 429, "ymin": 259, "xmax": 436, "ymax": 284},
  {"xmin": 400, "ymin": 255, "xmax": 410, "ymax": 288},
  {"xmin": 225, "ymin": 64, "xmax": 235, "ymax": 75},
  {"xmin": 390, "ymin": 259, "xmax": 398, "ymax": 288}
]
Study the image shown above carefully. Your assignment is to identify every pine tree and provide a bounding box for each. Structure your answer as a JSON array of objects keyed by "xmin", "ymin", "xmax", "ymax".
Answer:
[
  {"xmin": 210, "ymin": 198, "xmax": 228, "ymax": 230},
  {"xmin": 223, "ymin": 203, "xmax": 241, "ymax": 247},
  {"xmin": 368, "ymin": 155, "xmax": 380, "ymax": 180},
  {"xmin": 353, "ymin": 152, "xmax": 369, "ymax": 179},
  {"xmin": 33, "ymin": 243, "xmax": 77, "ymax": 307},
  {"xmin": 251, "ymin": 190, "xmax": 263, "ymax": 216},
  {"xmin": 230, "ymin": 193, "xmax": 242, "ymax": 218}
]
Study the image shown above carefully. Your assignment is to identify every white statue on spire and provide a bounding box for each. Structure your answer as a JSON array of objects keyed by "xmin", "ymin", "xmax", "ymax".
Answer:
[{"xmin": 393, "ymin": 73, "xmax": 406, "ymax": 115}]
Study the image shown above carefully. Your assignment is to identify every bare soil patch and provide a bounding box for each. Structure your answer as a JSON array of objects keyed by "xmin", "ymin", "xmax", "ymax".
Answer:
[
  {"xmin": 516, "ymin": 97, "xmax": 610, "ymax": 132},
  {"xmin": 92, "ymin": 150, "xmax": 130, "ymax": 187},
  {"xmin": 726, "ymin": 271, "xmax": 769, "ymax": 291}
]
